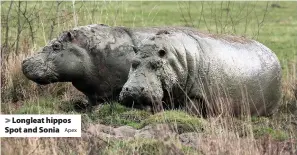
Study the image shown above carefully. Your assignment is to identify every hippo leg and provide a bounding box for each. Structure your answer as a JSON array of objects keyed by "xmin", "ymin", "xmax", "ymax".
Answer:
[{"xmin": 86, "ymin": 95, "xmax": 97, "ymax": 112}]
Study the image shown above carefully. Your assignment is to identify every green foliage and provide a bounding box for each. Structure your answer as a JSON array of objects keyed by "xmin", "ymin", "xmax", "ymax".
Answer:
[
  {"xmin": 253, "ymin": 127, "xmax": 289, "ymax": 141},
  {"xmin": 119, "ymin": 110, "xmax": 151, "ymax": 123},
  {"xmin": 251, "ymin": 116, "xmax": 290, "ymax": 141},
  {"xmin": 13, "ymin": 97, "xmax": 62, "ymax": 114},
  {"xmin": 182, "ymin": 146, "xmax": 202, "ymax": 155},
  {"xmin": 2, "ymin": 96, "xmax": 84, "ymax": 115},
  {"xmin": 251, "ymin": 116, "xmax": 270, "ymax": 126},
  {"xmin": 58, "ymin": 99, "xmax": 79, "ymax": 113},
  {"xmin": 102, "ymin": 138, "xmax": 185, "ymax": 155},
  {"xmin": 94, "ymin": 102, "xmax": 130, "ymax": 118},
  {"xmin": 87, "ymin": 103, "xmax": 151, "ymax": 128},
  {"xmin": 141, "ymin": 111, "xmax": 206, "ymax": 133}
]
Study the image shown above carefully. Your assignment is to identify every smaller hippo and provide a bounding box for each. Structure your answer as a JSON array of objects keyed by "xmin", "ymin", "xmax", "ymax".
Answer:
[
  {"xmin": 22, "ymin": 24, "xmax": 136, "ymax": 109},
  {"xmin": 120, "ymin": 30, "xmax": 282, "ymax": 117}
]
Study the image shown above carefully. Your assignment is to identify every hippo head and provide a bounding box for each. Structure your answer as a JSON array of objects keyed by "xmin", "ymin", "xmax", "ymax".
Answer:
[
  {"xmin": 22, "ymin": 32, "xmax": 85, "ymax": 84},
  {"xmin": 120, "ymin": 31, "xmax": 186, "ymax": 112},
  {"xmin": 22, "ymin": 24, "xmax": 113, "ymax": 85}
]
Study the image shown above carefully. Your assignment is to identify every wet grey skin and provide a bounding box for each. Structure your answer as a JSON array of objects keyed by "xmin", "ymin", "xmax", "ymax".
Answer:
[
  {"xmin": 120, "ymin": 30, "xmax": 282, "ymax": 117},
  {"xmin": 22, "ymin": 24, "xmax": 140, "ymax": 110},
  {"xmin": 22, "ymin": 24, "xmax": 200, "ymax": 110}
]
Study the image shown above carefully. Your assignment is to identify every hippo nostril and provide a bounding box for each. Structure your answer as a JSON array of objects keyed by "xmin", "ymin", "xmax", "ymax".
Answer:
[
  {"xmin": 141, "ymin": 87, "xmax": 144, "ymax": 92},
  {"xmin": 125, "ymin": 87, "xmax": 129, "ymax": 91},
  {"xmin": 22, "ymin": 59, "xmax": 29, "ymax": 65}
]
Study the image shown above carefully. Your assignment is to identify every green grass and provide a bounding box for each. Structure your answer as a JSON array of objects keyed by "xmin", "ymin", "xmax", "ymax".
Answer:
[
  {"xmin": 1, "ymin": 97, "xmax": 61, "ymax": 114},
  {"xmin": 88, "ymin": 103, "xmax": 151, "ymax": 128},
  {"xmin": 251, "ymin": 116, "xmax": 293, "ymax": 141},
  {"xmin": 102, "ymin": 138, "xmax": 190, "ymax": 155},
  {"xmin": 253, "ymin": 127, "xmax": 289, "ymax": 141},
  {"xmin": 1, "ymin": 2, "xmax": 296, "ymax": 66},
  {"xmin": 3, "ymin": 97, "xmax": 295, "ymax": 141},
  {"xmin": 141, "ymin": 111, "xmax": 206, "ymax": 134}
]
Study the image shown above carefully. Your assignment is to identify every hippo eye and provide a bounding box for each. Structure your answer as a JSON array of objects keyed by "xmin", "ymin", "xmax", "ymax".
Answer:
[
  {"xmin": 52, "ymin": 42, "xmax": 62, "ymax": 51},
  {"xmin": 132, "ymin": 60, "xmax": 140, "ymax": 69},
  {"xmin": 158, "ymin": 49, "xmax": 166, "ymax": 57}
]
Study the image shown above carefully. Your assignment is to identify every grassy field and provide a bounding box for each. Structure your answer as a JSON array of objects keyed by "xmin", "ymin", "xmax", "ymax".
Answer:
[{"xmin": 1, "ymin": 1, "xmax": 297, "ymax": 155}]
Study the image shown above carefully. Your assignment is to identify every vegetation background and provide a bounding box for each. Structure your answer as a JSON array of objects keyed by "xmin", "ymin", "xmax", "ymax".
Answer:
[{"xmin": 1, "ymin": 1, "xmax": 297, "ymax": 154}]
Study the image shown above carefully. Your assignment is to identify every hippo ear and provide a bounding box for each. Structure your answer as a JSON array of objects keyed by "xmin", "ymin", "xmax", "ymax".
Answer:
[
  {"xmin": 66, "ymin": 31, "xmax": 75, "ymax": 42},
  {"xmin": 132, "ymin": 46, "xmax": 138, "ymax": 54}
]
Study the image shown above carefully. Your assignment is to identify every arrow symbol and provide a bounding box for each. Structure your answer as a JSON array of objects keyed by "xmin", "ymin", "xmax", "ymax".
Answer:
[{"xmin": 5, "ymin": 118, "xmax": 10, "ymax": 123}]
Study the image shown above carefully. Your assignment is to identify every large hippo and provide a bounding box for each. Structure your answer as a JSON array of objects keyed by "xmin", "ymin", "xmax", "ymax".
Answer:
[
  {"xmin": 119, "ymin": 30, "xmax": 282, "ymax": 117},
  {"xmin": 22, "ymin": 24, "xmax": 139, "ymax": 108},
  {"xmin": 21, "ymin": 24, "xmax": 189, "ymax": 109}
]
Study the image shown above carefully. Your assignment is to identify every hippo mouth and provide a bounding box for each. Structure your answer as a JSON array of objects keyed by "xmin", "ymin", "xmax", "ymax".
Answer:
[
  {"xmin": 120, "ymin": 95, "xmax": 149, "ymax": 109},
  {"xmin": 120, "ymin": 92, "xmax": 164, "ymax": 113},
  {"xmin": 23, "ymin": 67, "xmax": 59, "ymax": 85},
  {"xmin": 33, "ymin": 75, "xmax": 59, "ymax": 85}
]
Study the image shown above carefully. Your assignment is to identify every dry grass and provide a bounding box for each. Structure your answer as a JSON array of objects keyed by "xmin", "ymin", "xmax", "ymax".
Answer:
[
  {"xmin": 280, "ymin": 61, "xmax": 297, "ymax": 114},
  {"xmin": 1, "ymin": 42, "xmax": 297, "ymax": 155},
  {"xmin": 1, "ymin": 119, "xmax": 296, "ymax": 155},
  {"xmin": 1, "ymin": 137, "xmax": 108, "ymax": 155},
  {"xmin": 1, "ymin": 47, "xmax": 82, "ymax": 107}
]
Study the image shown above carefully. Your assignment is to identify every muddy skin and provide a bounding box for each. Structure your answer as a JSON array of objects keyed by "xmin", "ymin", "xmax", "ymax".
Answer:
[
  {"xmin": 22, "ymin": 25, "xmax": 282, "ymax": 114},
  {"xmin": 120, "ymin": 30, "xmax": 282, "ymax": 117},
  {"xmin": 22, "ymin": 25, "xmax": 202, "ymax": 111},
  {"xmin": 22, "ymin": 24, "xmax": 139, "ymax": 111}
]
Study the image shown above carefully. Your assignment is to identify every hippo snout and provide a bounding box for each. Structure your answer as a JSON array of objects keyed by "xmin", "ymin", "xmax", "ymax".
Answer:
[
  {"xmin": 22, "ymin": 56, "xmax": 58, "ymax": 85},
  {"xmin": 22, "ymin": 57, "xmax": 39, "ymax": 77},
  {"xmin": 120, "ymin": 85, "xmax": 146, "ymax": 103},
  {"xmin": 119, "ymin": 85, "xmax": 163, "ymax": 112},
  {"xmin": 122, "ymin": 85, "xmax": 145, "ymax": 94}
]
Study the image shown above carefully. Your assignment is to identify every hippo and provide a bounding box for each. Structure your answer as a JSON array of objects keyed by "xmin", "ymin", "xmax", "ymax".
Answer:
[
  {"xmin": 119, "ymin": 30, "xmax": 282, "ymax": 117},
  {"xmin": 21, "ymin": 24, "xmax": 193, "ymax": 109},
  {"xmin": 22, "ymin": 24, "xmax": 139, "ymax": 109}
]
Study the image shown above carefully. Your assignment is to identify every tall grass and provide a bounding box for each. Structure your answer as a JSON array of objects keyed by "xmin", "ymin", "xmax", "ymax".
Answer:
[
  {"xmin": 1, "ymin": 1, "xmax": 297, "ymax": 155},
  {"xmin": 1, "ymin": 37, "xmax": 296, "ymax": 155}
]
